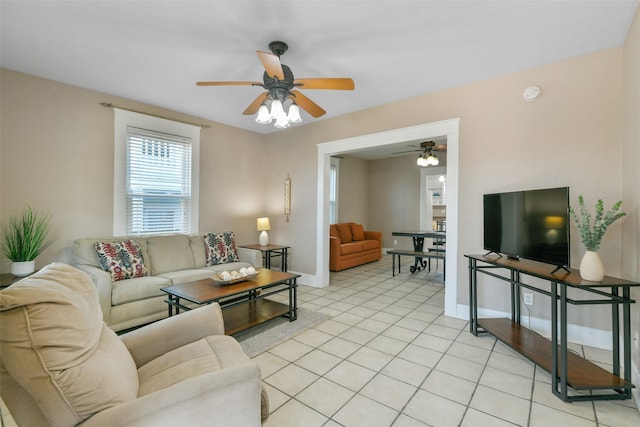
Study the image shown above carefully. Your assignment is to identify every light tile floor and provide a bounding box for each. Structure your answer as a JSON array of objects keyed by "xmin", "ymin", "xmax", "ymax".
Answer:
[
  {"xmin": 2, "ymin": 255, "xmax": 639, "ymax": 427},
  {"xmin": 257, "ymin": 255, "xmax": 640, "ymax": 427}
]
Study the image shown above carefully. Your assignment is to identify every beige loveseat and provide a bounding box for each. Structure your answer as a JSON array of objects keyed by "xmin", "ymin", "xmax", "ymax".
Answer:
[
  {"xmin": 73, "ymin": 233, "xmax": 262, "ymax": 332},
  {"xmin": 0, "ymin": 263, "xmax": 264, "ymax": 426}
]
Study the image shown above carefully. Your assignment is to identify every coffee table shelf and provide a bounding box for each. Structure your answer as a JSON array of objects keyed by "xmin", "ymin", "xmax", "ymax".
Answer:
[
  {"xmin": 161, "ymin": 268, "xmax": 299, "ymax": 335},
  {"xmin": 223, "ymin": 299, "xmax": 290, "ymax": 335}
]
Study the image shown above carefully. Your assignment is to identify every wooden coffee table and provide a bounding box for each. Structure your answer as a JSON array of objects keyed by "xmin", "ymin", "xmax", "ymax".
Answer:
[{"xmin": 161, "ymin": 268, "xmax": 299, "ymax": 335}]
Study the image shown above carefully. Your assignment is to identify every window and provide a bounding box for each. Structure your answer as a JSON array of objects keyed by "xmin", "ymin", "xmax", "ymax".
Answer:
[
  {"xmin": 126, "ymin": 127, "xmax": 192, "ymax": 234},
  {"xmin": 329, "ymin": 157, "xmax": 340, "ymax": 224},
  {"xmin": 114, "ymin": 109, "xmax": 200, "ymax": 236}
]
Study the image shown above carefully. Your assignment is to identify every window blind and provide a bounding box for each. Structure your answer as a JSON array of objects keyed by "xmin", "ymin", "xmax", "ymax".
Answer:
[{"xmin": 126, "ymin": 126, "xmax": 192, "ymax": 235}]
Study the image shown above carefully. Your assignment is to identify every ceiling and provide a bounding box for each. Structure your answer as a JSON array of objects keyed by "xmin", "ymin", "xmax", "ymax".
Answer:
[{"xmin": 1, "ymin": 1, "xmax": 638, "ymax": 138}]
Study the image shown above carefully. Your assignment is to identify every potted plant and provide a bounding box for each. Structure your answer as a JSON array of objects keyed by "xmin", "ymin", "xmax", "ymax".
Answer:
[
  {"xmin": 569, "ymin": 195, "xmax": 625, "ymax": 281},
  {"xmin": 1, "ymin": 205, "xmax": 53, "ymax": 276}
]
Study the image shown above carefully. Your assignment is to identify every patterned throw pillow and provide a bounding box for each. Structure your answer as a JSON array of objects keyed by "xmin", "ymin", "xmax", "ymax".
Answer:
[
  {"xmin": 203, "ymin": 232, "xmax": 240, "ymax": 266},
  {"xmin": 94, "ymin": 240, "xmax": 148, "ymax": 281}
]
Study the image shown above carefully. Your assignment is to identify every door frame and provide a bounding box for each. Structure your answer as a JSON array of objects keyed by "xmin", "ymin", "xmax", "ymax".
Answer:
[{"xmin": 316, "ymin": 118, "xmax": 460, "ymax": 317}]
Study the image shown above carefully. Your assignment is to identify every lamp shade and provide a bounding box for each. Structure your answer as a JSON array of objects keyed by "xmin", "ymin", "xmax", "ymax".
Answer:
[
  {"xmin": 257, "ymin": 217, "xmax": 271, "ymax": 231},
  {"xmin": 255, "ymin": 104, "xmax": 272, "ymax": 124},
  {"xmin": 287, "ymin": 103, "xmax": 302, "ymax": 124}
]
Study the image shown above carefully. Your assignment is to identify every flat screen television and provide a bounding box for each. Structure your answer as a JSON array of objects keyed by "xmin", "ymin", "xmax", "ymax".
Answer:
[{"xmin": 483, "ymin": 187, "xmax": 570, "ymax": 269}]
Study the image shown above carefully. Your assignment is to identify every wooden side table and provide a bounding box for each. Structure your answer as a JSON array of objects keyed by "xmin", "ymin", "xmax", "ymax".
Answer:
[{"xmin": 239, "ymin": 244, "xmax": 290, "ymax": 271}]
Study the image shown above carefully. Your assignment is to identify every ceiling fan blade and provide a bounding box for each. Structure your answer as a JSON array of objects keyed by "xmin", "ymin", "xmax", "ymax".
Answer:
[
  {"xmin": 434, "ymin": 144, "xmax": 447, "ymax": 151},
  {"xmin": 242, "ymin": 92, "xmax": 269, "ymax": 115},
  {"xmin": 392, "ymin": 149, "xmax": 421, "ymax": 155},
  {"xmin": 257, "ymin": 51, "xmax": 284, "ymax": 80},
  {"xmin": 294, "ymin": 78, "xmax": 355, "ymax": 90},
  {"xmin": 290, "ymin": 90, "xmax": 326, "ymax": 118},
  {"xmin": 196, "ymin": 81, "xmax": 262, "ymax": 86}
]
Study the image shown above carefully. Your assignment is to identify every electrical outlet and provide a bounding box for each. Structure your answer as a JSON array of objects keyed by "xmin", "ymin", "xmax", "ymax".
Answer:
[
  {"xmin": 394, "ymin": 240, "xmax": 397, "ymax": 245},
  {"xmin": 524, "ymin": 292, "xmax": 534, "ymax": 306}
]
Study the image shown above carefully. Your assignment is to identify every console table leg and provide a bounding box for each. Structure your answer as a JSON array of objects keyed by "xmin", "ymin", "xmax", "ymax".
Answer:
[
  {"xmin": 469, "ymin": 258, "xmax": 478, "ymax": 335},
  {"xmin": 611, "ymin": 287, "xmax": 621, "ymax": 379},
  {"xmin": 551, "ymin": 281, "xmax": 559, "ymax": 398},
  {"xmin": 623, "ymin": 287, "xmax": 632, "ymax": 396},
  {"xmin": 560, "ymin": 283, "xmax": 569, "ymax": 400}
]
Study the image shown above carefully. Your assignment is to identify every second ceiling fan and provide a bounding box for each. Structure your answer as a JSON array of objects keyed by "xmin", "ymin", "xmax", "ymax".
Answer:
[{"xmin": 197, "ymin": 41, "xmax": 355, "ymax": 128}]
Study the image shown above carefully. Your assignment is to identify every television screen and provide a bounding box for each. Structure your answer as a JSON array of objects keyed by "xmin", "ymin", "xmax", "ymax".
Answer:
[{"xmin": 483, "ymin": 187, "xmax": 570, "ymax": 267}]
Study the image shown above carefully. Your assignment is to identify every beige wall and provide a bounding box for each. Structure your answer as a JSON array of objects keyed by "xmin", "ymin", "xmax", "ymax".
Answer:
[
  {"xmin": 622, "ymin": 6, "xmax": 640, "ymax": 398},
  {"xmin": 265, "ymin": 48, "xmax": 626, "ymax": 295},
  {"xmin": 0, "ymin": 69, "xmax": 266, "ymax": 271},
  {"xmin": 1, "ymin": 42, "xmax": 637, "ymax": 341},
  {"xmin": 368, "ymin": 156, "xmax": 422, "ymax": 250},
  {"xmin": 337, "ymin": 155, "xmax": 369, "ymax": 225}
]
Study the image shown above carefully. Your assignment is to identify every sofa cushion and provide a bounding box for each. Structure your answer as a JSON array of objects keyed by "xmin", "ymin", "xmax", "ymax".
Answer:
[
  {"xmin": 74, "ymin": 237, "xmax": 150, "ymax": 270},
  {"xmin": 201, "ymin": 261, "xmax": 254, "ymax": 274},
  {"xmin": 0, "ymin": 263, "xmax": 139, "ymax": 426},
  {"xmin": 329, "ymin": 224, "xmax": 339, "ymax": 238},
  {"xmin": 203, "ymin": 232, "xmax": 240, "ymax": 265},
  {"xmin": 111, "ymin": 275, "xmax": 172, "ymax": 305},
  {"xmin": 157, "ymin": 269, "xmax": 216, "ymax": 286},
  {"xmin": 146, "ymin": 234, "xmax": 196, "ymax": 275},
  {"xmin": 94, "ymin": 240, "xmax": 148, "ymax": 281},
  {"xmin": 351, "ymin": 223, "xmax": 365, "ymax": 241},
  {"xmin": 137, "ymin": 335, "xmax": 249, "ymax": 397},
  {"xmin": 335, "ymin": 223, "xmax": 353, "ymax": 243},
  {"xmin": 361, "ymin": 239, "xmax": 380, "ymax": 251},
  {"xmin": 190, "ymin": 235, "xmax": 207, "ymax": 268},
  {"xmin": 340, "ymin": 241, "xmax": 364, "ymax": 255}
]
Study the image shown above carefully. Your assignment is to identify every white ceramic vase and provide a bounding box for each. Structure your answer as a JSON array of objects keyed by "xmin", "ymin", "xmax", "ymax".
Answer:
[
  {"xmin": 579, "ymin": 251, "xmax": 604, "ymax": 282},
  {"xmin": 11, "ymin": 260, "xmax": 35, "ymax": 277}
]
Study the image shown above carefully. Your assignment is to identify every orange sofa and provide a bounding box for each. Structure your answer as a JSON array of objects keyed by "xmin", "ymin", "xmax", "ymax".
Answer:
[{"xmin": 329, "ymin": 222, "xmax": 382, "ymax": 271}]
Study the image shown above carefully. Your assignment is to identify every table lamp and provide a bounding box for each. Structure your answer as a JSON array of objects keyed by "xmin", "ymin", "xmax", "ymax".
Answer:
[{"xmin": 257, "ymin": 217, "xmax": 271, "ymax": 246}]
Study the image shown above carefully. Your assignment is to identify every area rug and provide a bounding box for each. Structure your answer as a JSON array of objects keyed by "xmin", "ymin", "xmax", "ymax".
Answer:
[{"xmin": 233, "ymin": 308, "xmax": 331, "ymax": 358}]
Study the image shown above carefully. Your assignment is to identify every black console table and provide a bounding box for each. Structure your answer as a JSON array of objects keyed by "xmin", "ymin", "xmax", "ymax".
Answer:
[{"xmin": 466, "ymin": 254, "xmax": 639, "ymax": 402}]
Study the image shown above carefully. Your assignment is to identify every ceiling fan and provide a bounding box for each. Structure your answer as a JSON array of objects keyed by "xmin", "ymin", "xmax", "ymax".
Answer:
[
  {"xmin": 392, "ymin": 141, "xmax": 446, "ymax": 166},
  {"xmin": 196, "ymin": 41, "xmax": 355, "ymax": 128},
  {"xmin": 392, "ymin": 141, "xmax": 447, "ymax": 155}
]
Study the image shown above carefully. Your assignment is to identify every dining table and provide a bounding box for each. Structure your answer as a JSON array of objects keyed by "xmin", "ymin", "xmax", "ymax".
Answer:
[{"xmin": 392, "ymin": 230, "xmax": 446, "ymax": 273}]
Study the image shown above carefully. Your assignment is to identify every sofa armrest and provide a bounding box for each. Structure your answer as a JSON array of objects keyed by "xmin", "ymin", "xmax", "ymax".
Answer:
[
  {"xmin": 237, "ymin": 247, "xmax": 262, "ymax": 267},
  {"xmin": 80, "ymin": 363, "xmax": 262, "ymax": 427},
  {"xmin": 120, "ymin": 304, "xmax": 226, "ymax": 367},
  {"xmin": 74, "ymin": 264, "xmax": 112, "ymax": 325},
  {"xmin": 364, "ymin": 230, "xmax": 382, "ymax": 244}
]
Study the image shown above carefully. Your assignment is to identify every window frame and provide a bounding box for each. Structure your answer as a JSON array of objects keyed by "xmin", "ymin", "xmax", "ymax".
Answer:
[
  {"xmin": 113, "ymin": 109, "xmax": 200, "ymax": 236},
  {"xmin": 329, "ymin": 157, "xmax": 340, "ymax": 224}
]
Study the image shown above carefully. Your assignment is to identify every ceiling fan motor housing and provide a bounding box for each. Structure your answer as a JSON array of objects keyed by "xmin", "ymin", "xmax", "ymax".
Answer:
[{"xmin": 264, "ymin": 64, "xmax": 295, "ymax": 101}]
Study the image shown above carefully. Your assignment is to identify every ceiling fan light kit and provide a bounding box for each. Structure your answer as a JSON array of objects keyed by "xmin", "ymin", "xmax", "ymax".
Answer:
[
  {"xmin": 197, "ymin": 41, "xmax": 354, "ymax": 129},
  {"xmin": 417, "ymin": 151, "xmax": 439, "ymax": 167}
]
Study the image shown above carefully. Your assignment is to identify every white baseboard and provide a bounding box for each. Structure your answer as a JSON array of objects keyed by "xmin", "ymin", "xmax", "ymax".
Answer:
[
  {"xmin": 632, "ymin": 360, "xmax": 640, "ymax": 411},
  {"xmin": 455, "ymin": 303, "xmax": 613, "ymax": 350},
  {"xmin": 292, "ymin": 271, "xmax": 323, "ymax": 288}
]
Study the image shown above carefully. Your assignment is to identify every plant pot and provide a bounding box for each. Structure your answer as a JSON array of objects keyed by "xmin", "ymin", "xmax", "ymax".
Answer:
[
  {"xmin": 11, "ymin": 260, "xmax": 35, "ymax": 277},
  {"xmin": 579, "ymin": 251, "xmax": 604, "ymax": 282}
]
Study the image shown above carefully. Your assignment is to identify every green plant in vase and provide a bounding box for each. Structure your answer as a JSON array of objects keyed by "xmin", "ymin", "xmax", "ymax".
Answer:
[
  {"xmin": 569, "ymin": 195, "xmax": 625, "ymax": 281},
  {"xmin": 1, "ymin": 205, "xmax": 53, "ymax": 276}
]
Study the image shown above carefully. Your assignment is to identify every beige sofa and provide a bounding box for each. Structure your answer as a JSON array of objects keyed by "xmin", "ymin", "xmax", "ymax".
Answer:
[
  {"xmin": 0, "ymin": 263, "xmax": 265, "ymax": 427},
  {"xmin": 73, "ymin": 233, "xmax": 262, "ymax": 332}
]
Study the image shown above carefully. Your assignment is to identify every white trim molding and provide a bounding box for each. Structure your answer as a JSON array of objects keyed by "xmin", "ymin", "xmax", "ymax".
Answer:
[{"xmin": 316, "ymin": 119, "xmax": 460, "ymax": 319}]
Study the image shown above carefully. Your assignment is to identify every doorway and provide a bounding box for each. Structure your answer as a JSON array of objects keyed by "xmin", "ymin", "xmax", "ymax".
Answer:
[{"xmin": 316, "ymin": 119, "xmax": 460, "ymax": 318}]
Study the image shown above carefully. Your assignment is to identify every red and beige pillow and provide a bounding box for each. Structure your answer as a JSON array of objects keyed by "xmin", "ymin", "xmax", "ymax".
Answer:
[
  {"xmin": 203, "ymin": 231, "xmax": 240, "ymax": 266},
  {"xmin": 94, "ymin": 240, "xmax": 148, "ymax": 281}
]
